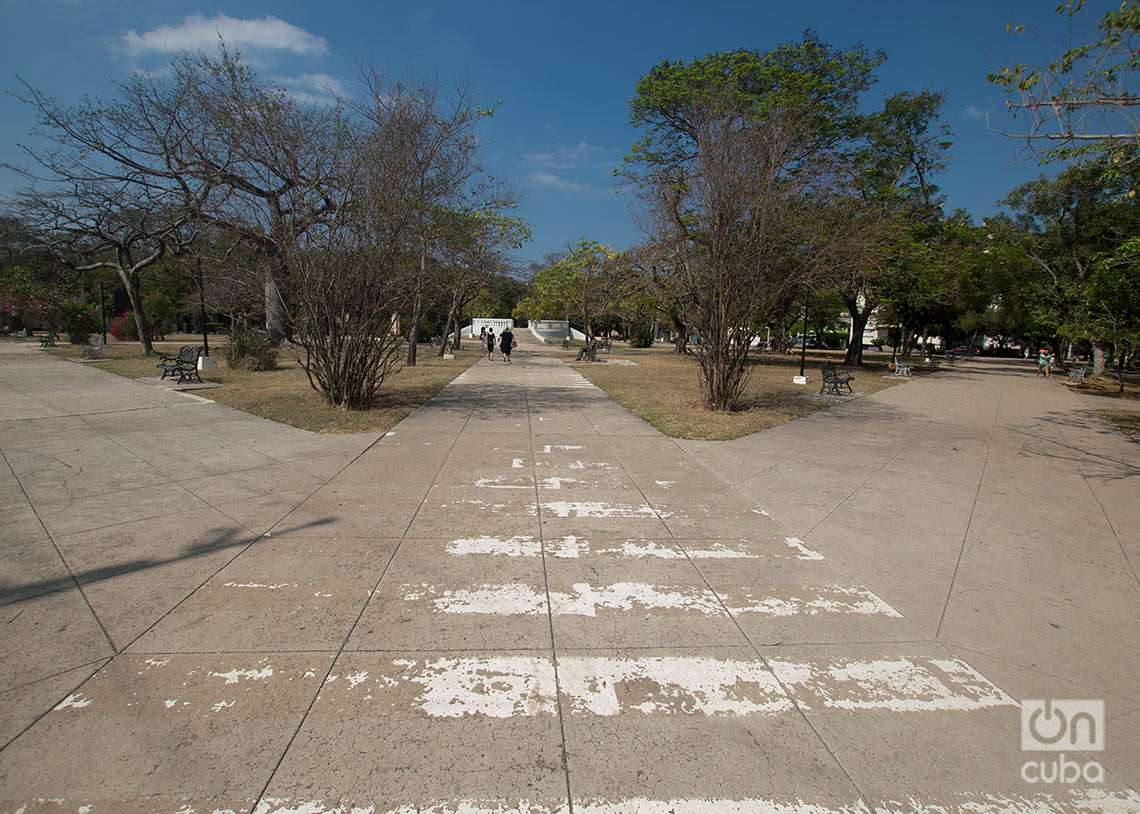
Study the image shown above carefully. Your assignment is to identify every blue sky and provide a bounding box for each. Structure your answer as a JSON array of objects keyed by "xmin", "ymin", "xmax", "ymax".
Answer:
[{"xmin": 0, "ymin": 1, "xmax": 1112, "ymax": 265}]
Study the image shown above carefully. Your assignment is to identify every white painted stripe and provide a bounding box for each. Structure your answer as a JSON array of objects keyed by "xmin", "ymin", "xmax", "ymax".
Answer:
[
  {"xmin": 618, "ymin": 540, "xmax": 760, "ymax": 559},
  {"xmin": 400, "ymin": 582, "xmax": 901, "ymax": 619},
  {"xmin": 540, "ymin": 501, "xmax": 666, "ymax": 519},
  {"xmin": 445, "ymin": 535, "xmax": 586, "ymax": 558},
  {"xmin": 784, "ymin": 537, "xmax": 825, "ymax": 560},
  {"xmin": 768, "ymin": 657, "xmax": 1017, "ymax": 712},
  {"xmin": 379, "ymin": 656, "xmax": 558, "ymax": 719},
  {"xmin": 402, "ymin": 582, "xmax": 722, "ymax": 617},
  {"xmin": 445, "ymin": 536, "xmax": 805, "ymax": 561},
  {"xmin": 728, "ymin": 586, "xmax": 902, "ymax": 618},
  {"xmin": 574, "ymin": 801, "xmax": 862, "ymax": 814},
  {"xmin": 40, "ymin": 790, "xmax": 1140, "ymax": 814},
  {"xmin": 557, "ymin": 656, "xmax": 791, "ymax": 716},
  {"xmin": 347, "ymin": 655, "xmax": 1014, "ymax": 719}
]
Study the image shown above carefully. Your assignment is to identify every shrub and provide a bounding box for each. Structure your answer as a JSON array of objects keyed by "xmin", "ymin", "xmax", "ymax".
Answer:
[
  {"xmin": 57, "ymin": 301, "xmax": 100, "ymax": 344},
  {"xmin": 225, "ymin": 326, "xmax": 278, "ymax": 371},
  {"xmin": 628, "ymin": 322, "xmax": 655, "ymax": 348},
  {"xmin": 110, "ymin": 313, "xmax": 138, "ymax": 341}
]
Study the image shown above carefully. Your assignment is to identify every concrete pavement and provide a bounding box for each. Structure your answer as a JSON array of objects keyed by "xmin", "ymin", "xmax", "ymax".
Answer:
[{"xmin": 0, "ymin": 342, "xmax": 1137, "ymax": 813}]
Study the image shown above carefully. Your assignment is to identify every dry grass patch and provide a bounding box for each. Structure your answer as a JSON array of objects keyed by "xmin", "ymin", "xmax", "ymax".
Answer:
[
  {"xmin": 562, "ymin": 344, "xmax": 905, "ymax": 440},
  {"xmin": 1065, "ymin": 373, "xmax": 1140, "ymax": 400},
  {"xmin": 47, "ymin": 337, "xmax": 479, "ymax": 434},
  {"xmin": 1097, "ymin": 409, "xmax": 1140, "ymax": 440}
]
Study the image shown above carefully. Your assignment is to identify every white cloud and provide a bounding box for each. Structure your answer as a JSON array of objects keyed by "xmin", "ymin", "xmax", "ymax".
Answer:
[
  {"xmin": 961, "ymin": 105, "xmax": 989, "ymax": 120},
  {"xmin": 529, "ymin": 171, "xmax": 594, "ymax": 193},
  {"xmin": 121, "ymin": 14, "xmax": 328, "ymax": 57},
  {"xmin": 273, "ymin": 73, "xmax": 351, "ymax": 104},
  {"xmin": 525, "ymin": 142, "xmax": 602, "ymax": 170}
]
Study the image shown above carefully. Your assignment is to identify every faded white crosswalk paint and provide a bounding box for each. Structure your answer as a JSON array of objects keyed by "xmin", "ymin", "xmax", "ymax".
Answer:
[
  {"xmin": 338, "ymin": 655, "xmax": 1017, "ymax": 719},
  {"xmin": 768, "ymin": 657, "xmax": 1015, "ymax": 712},
  {"xmin": 400, "ymin": 582, "xmax": 902, "ymax": 619},
  {"xmin": 39, "ymin": 788, "xmax": 1140, "ymax": 814},
  {"xmin": 539, "ymin": 501, "xmax": 667, "ymax": 518},
  {"xmin": 444, "ymin": 536, "xmax": 766, "ymax": 560}
]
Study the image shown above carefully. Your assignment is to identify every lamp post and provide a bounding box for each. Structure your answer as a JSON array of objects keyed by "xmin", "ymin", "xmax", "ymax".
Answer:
[
  {"xmin": 98, "ymin": 280, "xmax": 107, "ymax": 344},
  {"xmin": 197, "ymin": 257, "xmax": 209, "ymax": 357},
  {"xmin": 793, "ymin": 294, "xmax": 810, "ymax": 385}
]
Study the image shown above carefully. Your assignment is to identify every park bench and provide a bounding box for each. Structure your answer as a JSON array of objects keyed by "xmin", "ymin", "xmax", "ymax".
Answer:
[
  {"xmin": 575, "ymin": 338, "xmax": 598, "ymax": 362},
  {"xmin": 156, "ymin": 345, "xmax": 203, "ymax": 384},
  {"xmin": 889, "ymin": 359, "xmax": 913, "ymax": 378},
  {"xmin": 1066, "ymin": 364, "xmax": 1089, "ymax": 385},
  {"xmin": 820, "ymin": 362, "xmax": 855, "ymax": 396},
  {"xmin": 37, "ymin": 330, "xmax": 58, "ymax": 349},
  {"xmin": 81, "ymin": 337, "xmax": 105, "ymax": 360}
]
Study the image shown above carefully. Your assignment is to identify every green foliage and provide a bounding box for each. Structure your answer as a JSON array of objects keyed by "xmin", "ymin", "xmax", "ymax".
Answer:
[
  {"xmin": 855, "ymin": 90, "xmax": 953, "ymax": 212},
  {"xmin": 514, "ymin": 241, "xmax": 619, "ymax": 330},
  {"xmin": 225, "ymin": 326, "xmax": 278, "ymax": 371},
  {"xmin": 628, "ymin": 322, "xmax": 655, "ymax": 348},
  {"xmin": 625, "ymin": 33, "xmax": 885, "ymax": 174},
  {"xmin": 57, "ymin": 301, "xmax": 100, "ymax": 344},
  {"xmin": 468, "ymin": 274, "xmax": 527, "ymax": 321},
  {"xmin": 1082, "ymin": 237, "xmax": 1140, "ymax": 385}
]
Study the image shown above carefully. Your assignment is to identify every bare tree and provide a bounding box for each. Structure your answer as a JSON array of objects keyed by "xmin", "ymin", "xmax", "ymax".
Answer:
[
  {"xmin": 290, "ymin": 239, "xmax": 411, "ymax": 409},
  {"xmin": 642, "ymin": 102, "xmax": 824, "ymax": 409},
  {"xmin": 8, "ymin": 46, "xmax": 348, "ymax": 343},
  {"xmin": 12, "ymin": 183, "xmax": 193, "ymax": 353},
  {"xmin": 354, "ymin": 74, "xmax": 487, "ymax": 365},
  {"xmin": 989, "ymin": 1, "xmax": 1139, "ymax": 168}
]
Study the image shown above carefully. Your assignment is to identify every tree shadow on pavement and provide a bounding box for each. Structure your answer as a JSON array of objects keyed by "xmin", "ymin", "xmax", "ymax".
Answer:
[{"xmin": 0, "ymin": 516, "xmax": 336, "ymax": 605}]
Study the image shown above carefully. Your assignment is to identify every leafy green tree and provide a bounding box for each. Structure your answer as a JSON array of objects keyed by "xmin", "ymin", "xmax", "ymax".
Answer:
[
  {"xmin": 1002, "ymin": 158, "xmax": 1140, "ymax": 369},
  {"xmin": 623, "ymin": 35, "xmax": 885, "ymax": 408},
  {"xmin": 1083, "ymin": 237, "xmax": 1140, "ymax": 390},
  {"xmin": 839, "ymin": 90, "xmax": 953, "ymax": 364},
  {"xmin": 515, "ymin": 241, "xmax": 620, "ymax": 337}
]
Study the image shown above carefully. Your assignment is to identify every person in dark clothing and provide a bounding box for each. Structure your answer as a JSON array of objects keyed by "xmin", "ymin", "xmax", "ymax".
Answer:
[
  {"xmin": 500, "ymin": 327, "xmax": 515, "ymax": 364},
  {"xmin": 485, "ymin": 328, "xmax": 495, "ymax": 360}
]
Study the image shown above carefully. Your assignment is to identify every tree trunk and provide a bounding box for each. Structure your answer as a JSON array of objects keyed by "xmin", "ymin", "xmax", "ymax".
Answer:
[
  {"xmin": 438, "ymin": 293, "xmax": 460, "ymax": 357},
  {"xmin": 407, "ymin": 245, "xmax": 427, "ymax": 366},
  {"xmin": 120, "ymin": 271, "xmax": 153, "ymax": 355},
  {"xmin": 265, "ymin": 274, "xmax": 287, "ymax": 342},
  {"xmin": 407, "ymin": 291, "xmax": 421, "ymax": 366},
  {"xmin": 1092, "ymin": 342, "xmax": 1106, "ymax": 376},
  {"xmin": 842, "ymin": 297, "xmax": 871, "ymax": 366},
  {"xmin": 671, "ymin": 313, "xmax": 688, "ymax": 354}
]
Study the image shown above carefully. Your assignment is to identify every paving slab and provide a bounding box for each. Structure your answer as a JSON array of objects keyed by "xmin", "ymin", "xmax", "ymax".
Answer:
[
  {"xmin": 257, "ymin": 650, "xmax": 569, "ymax": 814},
  {"xmin": 0, "ymin": 652, "xmax": 331, "ymax": 813}
]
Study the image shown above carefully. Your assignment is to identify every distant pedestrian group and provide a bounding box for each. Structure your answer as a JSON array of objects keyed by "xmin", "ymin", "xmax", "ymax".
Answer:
[
  {"xmin": 1036, "ymin": 347, "xmax": 1055, "ymax": 377},
  {"xmin": 479, "ymin": 325, "xmax": 516, "ymax": 364}
]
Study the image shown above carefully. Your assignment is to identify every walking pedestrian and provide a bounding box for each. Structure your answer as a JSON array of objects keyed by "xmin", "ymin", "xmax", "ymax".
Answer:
[
  {"xmin": 479, "ymin": 326, "xmax": 487, "ymax": 346},
  {"xmin": 486, "ymin": 328, "xmax": 496, "ymax": 360},
  {"xmin": 500, "ymin": 326, "xmax": 515, "ymax": 364}
]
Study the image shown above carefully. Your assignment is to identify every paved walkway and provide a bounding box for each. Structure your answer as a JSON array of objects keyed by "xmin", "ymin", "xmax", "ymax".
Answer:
[{"xmin": 0, "ymin": 342, "xmax": 1137, "ymax": 813}]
